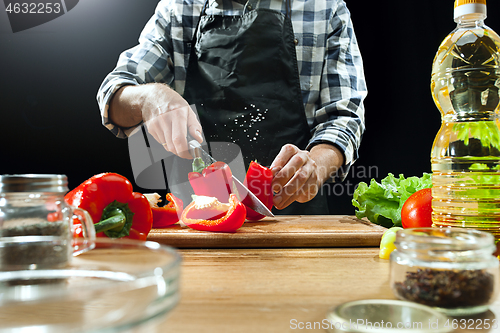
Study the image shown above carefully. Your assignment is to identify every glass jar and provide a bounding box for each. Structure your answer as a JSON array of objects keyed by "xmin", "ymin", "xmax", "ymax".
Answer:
[
  {"xmin": 390, "ymin": 227, "xmax": 499, "ymax": 316},
  {"xmin": 0, "ymin": 174, "xmax": 95, "ymax": 271}
]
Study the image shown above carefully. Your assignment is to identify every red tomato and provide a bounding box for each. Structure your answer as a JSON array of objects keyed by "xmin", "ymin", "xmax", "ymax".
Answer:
[{"xmin": 401, "ymin": 188, "xmax": 433, "ymax": 228}]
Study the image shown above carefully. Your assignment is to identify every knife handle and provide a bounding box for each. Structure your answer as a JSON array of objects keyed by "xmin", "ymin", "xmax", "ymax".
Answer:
[{"xmin": 188, "ymin": 139, "xmax": 202, "ymax": 159}]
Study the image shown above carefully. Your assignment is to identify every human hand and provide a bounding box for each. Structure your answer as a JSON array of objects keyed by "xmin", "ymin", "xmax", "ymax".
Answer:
[
  {"xmin": 270, "ymin": 144, "xmax": 324, "ymax": 210},
  {"xmin": 270, "ymin": 143, "xmax": 344, "ymax": 210},
  {"xmin": 142, "ymin": 85, "xmax": 203, "ymax": 159}
]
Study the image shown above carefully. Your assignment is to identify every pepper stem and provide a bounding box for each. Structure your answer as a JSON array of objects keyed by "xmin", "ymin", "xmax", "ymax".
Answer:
[
  {"xmin": 93, "ymin": 200, "xmax": 135, "ymax": 238},
  {"xmin": 93, "ymin": 208, "xmax": 126, "ymax": 233},
  {"xmin": 192, "ymin": 157, "xmax": 206, "ymax": 173}
]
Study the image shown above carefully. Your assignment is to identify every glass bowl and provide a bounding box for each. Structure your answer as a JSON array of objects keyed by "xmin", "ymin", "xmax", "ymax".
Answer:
[
  {"xmin": 326, "ymin": 299, "xmax": 452, "ymax": 333},
  {"xmin": 0, "ymin": 238, "xmax": 181, "ymax": 332}
]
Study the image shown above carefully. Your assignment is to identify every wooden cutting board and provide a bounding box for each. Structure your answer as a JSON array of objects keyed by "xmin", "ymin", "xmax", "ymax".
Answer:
[{"xmin": 147, "ymin": 215, "xmax": 386, "ymax": 248}]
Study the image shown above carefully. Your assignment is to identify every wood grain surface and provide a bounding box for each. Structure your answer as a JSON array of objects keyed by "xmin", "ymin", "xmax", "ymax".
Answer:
[
  {"xmin": 155, "ymin": 248, "xmax": 500, "ymax": 333},
  {"xmin": 147, "ymin": 215, "xmax": 387, "ymax": 248}
]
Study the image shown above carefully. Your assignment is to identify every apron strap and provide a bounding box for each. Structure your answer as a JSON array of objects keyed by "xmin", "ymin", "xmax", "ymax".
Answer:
[
  {"xmin": 285, "ymin": 0, "xmax": 291, "ymax": 19},
  {"xmin": 201, "ymin": 0, "xmax": 210, "ymax": 16}
]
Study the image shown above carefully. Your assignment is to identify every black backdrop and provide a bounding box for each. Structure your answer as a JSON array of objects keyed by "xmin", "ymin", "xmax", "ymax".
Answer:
[{"xmin": 1, "ymin": 0, "xmax": 499, "ymax": 214}]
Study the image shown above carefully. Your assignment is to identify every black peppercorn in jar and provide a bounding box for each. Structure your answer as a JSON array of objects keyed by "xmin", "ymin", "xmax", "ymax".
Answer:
[
  {"xmin": 0, "ymin": 174, "xmax": 95, "ymax": 273},
  {"xmin": 390, "ymin": 227, "xmax": 499, "ymax": 316}
]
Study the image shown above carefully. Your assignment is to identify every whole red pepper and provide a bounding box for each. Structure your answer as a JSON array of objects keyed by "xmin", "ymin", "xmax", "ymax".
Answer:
[
  {"xmin": 181, "ymin": 194, "xmax": 246, "ymax": 232},
  {"xmin": 188, "ymin": 159, "xmax": 233, "ymax": 203},
  {"xmin": 144, "ymin": 193, "xmax": 184, "ymax": 228},
  {"xmin": 243, "ymin": 161, "xmax": 274, "ymax": 221},
  {"xmin": 65, "ymin": 173, "xmax": 153, "ymax": 241}
]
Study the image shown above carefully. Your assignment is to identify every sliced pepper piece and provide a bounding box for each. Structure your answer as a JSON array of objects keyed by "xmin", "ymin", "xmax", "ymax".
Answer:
[
  {"xmin": 65, "ymin": 173, "xmax": 153, "ymax": 241},
  {"xmin": 144, "ymin": 193, "xmax": 184, "ymax": 228},
  {"xmin": 379, "ymin": 227, "xmax": 403, "ymax": 259},
  {"xmin": 181, "ymin": 194, "xmax": 246, "ymax": 233},
  {"xmin": 243, "ymin": 161, "xmax": 274, "ymax": 221},
  {"xmin": 188, "ymin": 159, "xmax": 233, "ymax": 203}
]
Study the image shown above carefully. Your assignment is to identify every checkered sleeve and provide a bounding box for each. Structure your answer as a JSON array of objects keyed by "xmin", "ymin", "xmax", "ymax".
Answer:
[
  {"xmin": 96, "ymin": 0, "xmax": 177, "ymax": 138},
  {"xmin": 307, "ymin": 1, "xmax": 367, "ymax": 181}
]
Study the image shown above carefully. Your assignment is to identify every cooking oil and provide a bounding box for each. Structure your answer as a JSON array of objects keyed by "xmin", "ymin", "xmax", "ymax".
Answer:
[{"xmin": 430, "ymin": 0, "xmax": 500, "ymax": 241}]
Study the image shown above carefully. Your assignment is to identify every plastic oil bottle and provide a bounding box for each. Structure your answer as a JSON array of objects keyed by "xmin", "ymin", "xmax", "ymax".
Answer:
[{"xmin": 430, "ymin": 0, "xmax": 500, "ymax": 241}]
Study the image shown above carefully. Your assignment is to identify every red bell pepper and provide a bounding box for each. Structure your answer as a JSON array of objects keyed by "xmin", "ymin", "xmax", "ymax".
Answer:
[
  {"xmin": 188, "ymin": 159, "xmax": 233, "ymax": 203},
  {"xmin": 243, "ymin": 161, "xmax": 274, "ymax": 221},
  {"xmin": 65, "ymin": 173, "xmax": 153, "ymax": 241},
  {"xmin": 181, "ymin": 194, "xmax": 246, "ymax": 232},
  {"xmin": 144, "ymin": 193, "xmax": 183, "ymax": 228}
]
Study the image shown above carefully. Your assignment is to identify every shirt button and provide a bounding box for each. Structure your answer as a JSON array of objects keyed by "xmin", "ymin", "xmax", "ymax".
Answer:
[
  {"xmin": 247, "ymin": 4, "xmax": 252, "ymax": 10},
  {"xmin": 294, "ymin": 38, "xmax": 298, "ymax": 45}
]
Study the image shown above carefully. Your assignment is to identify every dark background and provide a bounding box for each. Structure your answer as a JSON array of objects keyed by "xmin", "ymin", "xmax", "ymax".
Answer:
[{"xmin": 1, "ymin": 0, "xmax": 499, "ymax": 214}]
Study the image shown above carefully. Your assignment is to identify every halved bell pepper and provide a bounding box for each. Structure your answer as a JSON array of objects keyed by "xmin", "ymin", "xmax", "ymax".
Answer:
[
  {"xmin": 181, "ymin": 194, "xmax": 246, "ymax": 232},
  {"xmin": 243, "ymin": 161, "xmax": 274, "ymax": 221},
  {"xmin": 144, "ymin": 193, "xmax": 183, "ymax": 228},
  {"xmin": 188, "ymin": 159, "xmax": 233, "ymax": 203},
  {"xmin": 65, "ymin": 172, "xmax": 153, "ymax": 241}
]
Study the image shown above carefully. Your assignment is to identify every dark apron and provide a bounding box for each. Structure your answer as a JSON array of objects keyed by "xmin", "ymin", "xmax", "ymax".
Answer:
[{"xmin": 178, "ymin": 0, "xmax": 329, "ymax": 214}]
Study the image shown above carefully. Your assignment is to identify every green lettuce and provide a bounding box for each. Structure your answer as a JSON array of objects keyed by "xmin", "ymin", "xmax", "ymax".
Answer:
[{"xmin": 352, "ymin": 173, "xmax": 432, "ymax": 228}]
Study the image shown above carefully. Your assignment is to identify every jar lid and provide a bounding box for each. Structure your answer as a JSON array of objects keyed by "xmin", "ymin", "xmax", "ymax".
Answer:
[
  {"xmin": 394, "ymin": 227, "xmax": 496, "ymax": 257},
  {"xmin": 326, "ymin": 299, "xmax": 451, "ymax": 333},
  {"xmin": 0, "ymin": 174, "xmax": 69, "ymax": 193}
]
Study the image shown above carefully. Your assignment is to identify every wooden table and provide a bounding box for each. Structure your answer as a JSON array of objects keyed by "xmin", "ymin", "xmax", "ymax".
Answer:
[{"xmin": 145, "ymin": 216, "xmax": 500, "ymax": 333}]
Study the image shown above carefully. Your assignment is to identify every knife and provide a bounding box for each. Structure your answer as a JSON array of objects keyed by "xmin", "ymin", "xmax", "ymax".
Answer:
[{"xmin": 188, "ymin": 140, "xmax": 274, "ymax": 217}]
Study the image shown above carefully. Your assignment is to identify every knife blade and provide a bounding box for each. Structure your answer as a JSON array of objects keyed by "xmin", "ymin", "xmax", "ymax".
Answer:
[{"xmin": 188, "ymin": 140, "xmax": 274, "ymax": 217}]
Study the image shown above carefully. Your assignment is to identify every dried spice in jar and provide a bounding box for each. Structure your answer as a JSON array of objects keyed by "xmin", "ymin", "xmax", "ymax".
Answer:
[
  {"xmin": 0, "ymin": 174, "xmax": 95, "ymax": 273},
  {"xmin": 394, "ymin": 268, "xmax": 495, "ymax": 308},
  {"xmin": 0, "ymin": 219, "xmax": 70, "ymax": 269},
  {"xmin": 390, "ymin": 228, "xmax": 499, "ymax": 315}
]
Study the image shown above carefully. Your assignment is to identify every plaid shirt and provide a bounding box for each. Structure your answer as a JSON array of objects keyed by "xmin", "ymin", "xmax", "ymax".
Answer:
[{"xmin": 97, "ymin": 0, "xmax": 367, "ymax": 179}]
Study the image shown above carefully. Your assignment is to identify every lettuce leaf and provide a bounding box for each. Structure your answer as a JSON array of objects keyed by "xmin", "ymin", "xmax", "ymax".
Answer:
[{"xmin": 352, "ymin": 173, "xmax": 432, "ymax": 227}]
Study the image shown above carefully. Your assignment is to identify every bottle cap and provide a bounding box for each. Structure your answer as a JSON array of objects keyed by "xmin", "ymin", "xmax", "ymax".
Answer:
[{"xmin": 454, "ymin": 0, "xmax": 487, "ymax": 21}]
